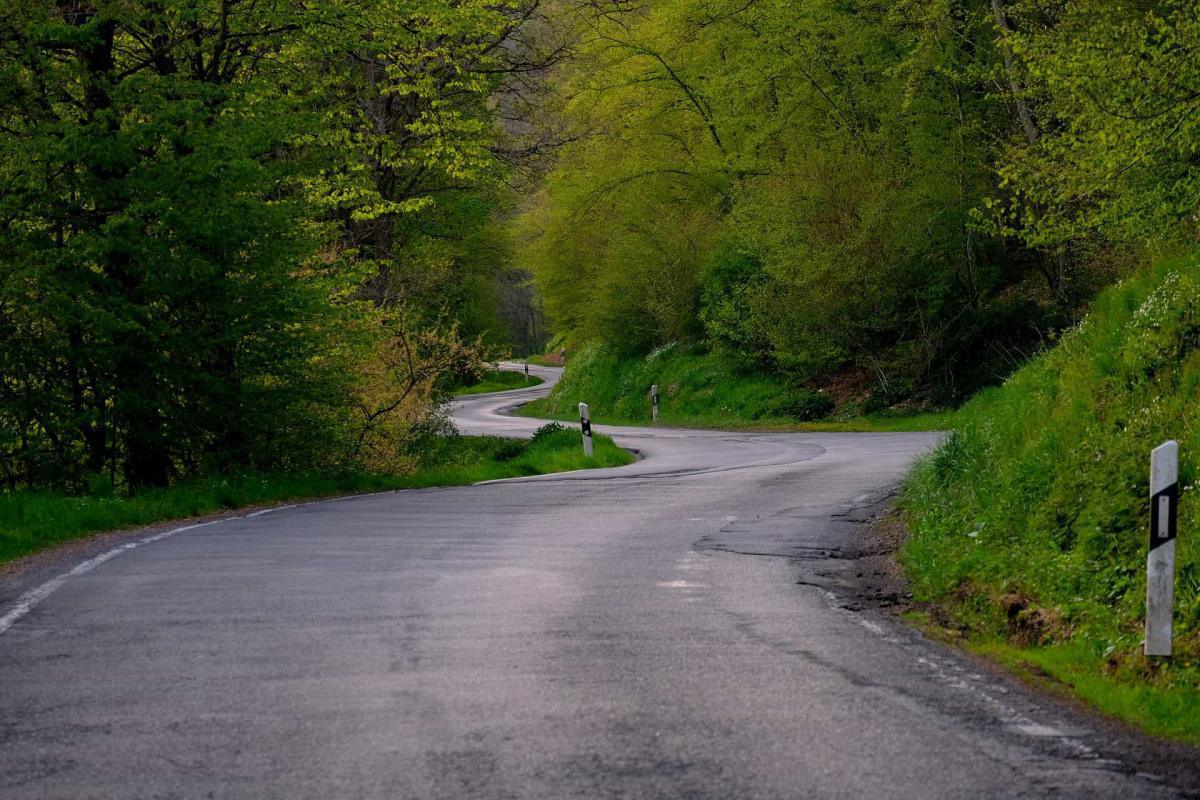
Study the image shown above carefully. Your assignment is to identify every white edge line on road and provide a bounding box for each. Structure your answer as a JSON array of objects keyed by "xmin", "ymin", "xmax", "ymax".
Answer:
[
  {"xmin": 811, "ymin": 587, "xmax": 1111, "ymax": 765},
  {"xmin": 0, "ymin": 492, "xmax": 400, "ymax": 638},
  {"xmin": 0, "ymin": 520, "xmax": 221, "ymax": 636},
  {"xmin": 0, "ymin": 364, "xmax": 693, "ymax": 635}
]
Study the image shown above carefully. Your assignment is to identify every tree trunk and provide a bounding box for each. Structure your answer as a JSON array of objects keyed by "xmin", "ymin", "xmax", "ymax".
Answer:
[{"xmin": 991, "ymin": 0, "xmax": 1040, "ymax": 145}]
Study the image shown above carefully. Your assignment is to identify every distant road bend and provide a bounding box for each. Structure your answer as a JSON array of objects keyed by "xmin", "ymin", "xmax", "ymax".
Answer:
[{"xmin": 0, "ymin": 363, "xmax": 1191, "ymax": 798}]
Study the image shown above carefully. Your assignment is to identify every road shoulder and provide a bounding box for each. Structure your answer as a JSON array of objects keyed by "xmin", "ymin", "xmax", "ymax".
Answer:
[{"xmin": 816, "ymin": 502, "xmax": 1200, "ymax": 792}]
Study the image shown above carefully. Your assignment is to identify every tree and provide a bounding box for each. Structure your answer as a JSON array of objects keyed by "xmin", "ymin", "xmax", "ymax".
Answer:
[
  {"xmin": 994, "ymin": 1, "xmax": 1200, "ymax": 255},
  {"xmin": 0, "ymin": 0, "xmax": 559, "ymax": 491},
  {"xmin": 518, "ymin": 0, "xmax": 1054, "ymax": 399}
]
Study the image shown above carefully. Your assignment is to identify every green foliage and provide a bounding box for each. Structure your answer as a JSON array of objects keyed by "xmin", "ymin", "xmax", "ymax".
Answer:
[
  {"xmin": 0, "ymin": 430, "xmax": 632, "ymax": 565},
  {"xmin": 518, "ymin": 0, "xmax": 1066, "ymax": 399},
  {"xmin": 0, "ymin": 0, "xmax": 351, "ymax": 489},
  {"xmin": 524, "ymin": 341, "xmax": 952, "ymax": 430},
  {"xmin": 521, "ymin": 1, "xmax": 1200, "ymax": 402},
  {"xmin": 971, "ymin": 639, "xmax": 1200, "ymax": 745},
  {"xmin": 0, "ymin": 0, "xmax": 537, "ymax": 493},
  {"xmin": 904, "ymin": 252, "xmax": 1200, "ymax": 692},
  {"xmin": 994, "ymin": 1, "xmax": 1200, "ymax": 251},
  {"xmin": 766, "ymin": 390, "xmax": 836, "ymax": 423},
  {"xmin": 524, "ymin": 341, "xmax": 835, "ymax": 425},
  {"xmin": 531, "ymin": 422, "xmax": 569, "ymax": 443}
]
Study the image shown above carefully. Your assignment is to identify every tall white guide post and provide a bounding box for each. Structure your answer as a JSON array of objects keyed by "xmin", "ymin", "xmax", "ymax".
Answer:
[
  {"xmin": 1146, "ymin": 440, "xmax": 1179, "ymax": 656},
  {"xmin": 579, "ymin": 402, "xmax": 593, "ymax": 458}
]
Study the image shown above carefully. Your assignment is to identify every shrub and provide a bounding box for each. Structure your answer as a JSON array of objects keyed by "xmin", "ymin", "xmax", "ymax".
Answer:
[{"xmin": 771, "ymin": 389, "xmax": 835, "ymax": 421}]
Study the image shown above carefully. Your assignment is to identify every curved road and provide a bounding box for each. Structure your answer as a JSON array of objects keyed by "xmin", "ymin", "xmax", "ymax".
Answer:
[{"xmin": 0, "ymin": 365, "xmax": 1189, "ymax": 798}]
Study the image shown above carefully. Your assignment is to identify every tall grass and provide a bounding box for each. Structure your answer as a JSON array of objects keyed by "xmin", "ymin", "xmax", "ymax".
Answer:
[{"xmin": 903, "ymin": 251, "xmax": 1200, "ymax": 740}]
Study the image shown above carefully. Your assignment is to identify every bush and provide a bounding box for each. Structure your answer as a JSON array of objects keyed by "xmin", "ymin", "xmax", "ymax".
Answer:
[
  {"xmin": 770, "ymin": 389, "xmax": 835, "ymax": 421},
  {"xmin": 527, "ymin": 340, "xmax": 794, "ymax": 423},
  {"xmin": 491, "ymin": 438, "xmax": 528, "ymax": 462},
  {"xmin": 532, "ymin": 422, "xmax": 570, "ymax": 443}
]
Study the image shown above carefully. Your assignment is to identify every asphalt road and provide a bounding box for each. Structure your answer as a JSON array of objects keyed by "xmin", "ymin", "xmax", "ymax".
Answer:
[{"xmin": 0, "ymin": 364, "xmax": 1192, "ymax": 799}]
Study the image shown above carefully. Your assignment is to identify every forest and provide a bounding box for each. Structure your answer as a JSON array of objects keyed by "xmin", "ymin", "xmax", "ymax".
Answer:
[
  {"xmin": 0, "ymin": 0, "xmax": 556, "ymax": 491},
  {"xmin": 521, "ymin": 0, "xmax": 1200, "ymax": 409},
  {"xmin": 2, "ymin": 0, "xmax": 1199, "ymax": 492}
]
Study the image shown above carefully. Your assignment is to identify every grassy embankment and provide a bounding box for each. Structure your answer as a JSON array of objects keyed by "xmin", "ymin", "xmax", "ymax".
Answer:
[
  {"xmin": 527, "ymin": 353, "xmax": 564, "ymax": 367},
  {"xmin": 903, "ymin": 253, "xmax": 1200, "ymax": 743},
  {"xmin": 0, "ymin": 425, "xmax": 630, "ymax": 567},
  {"xmin": 451, "ymin": 369, "xmax": 543, "ymax": 396},
  {"xmin": 519, "ymin": 341, "xmax": 951, "ymax": 432}
]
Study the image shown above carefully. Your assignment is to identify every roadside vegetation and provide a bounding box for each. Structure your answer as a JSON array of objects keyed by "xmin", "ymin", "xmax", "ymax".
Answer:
[
  {"xmin": 452, "ymin": 370, "xmax": 543, "ymax": 397},
  {"xmin": 903, "ymin": 255, "xmax": 1200, "ymax": 742},
  {"xmin": 522, "ymin": 342, "xmax": 950, "ymax": 432},
  {"xmin": 0, "ymin": 425, "xmax": 630, "ymax": 566},
  {"xmin": 518, "ymin": 0, "xmax": 1199, "ymax": 421}
]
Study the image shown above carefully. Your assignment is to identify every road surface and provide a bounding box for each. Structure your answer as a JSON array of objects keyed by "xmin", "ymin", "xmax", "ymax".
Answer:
[{"xmin": 0, "ymin": 364, "xmax": 1191, "ymax": 798}]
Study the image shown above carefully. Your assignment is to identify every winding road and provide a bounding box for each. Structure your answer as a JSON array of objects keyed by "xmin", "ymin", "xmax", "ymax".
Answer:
[{"xmin": 0, "ymin": 364, "xmax": 1192, "ymax": 798}]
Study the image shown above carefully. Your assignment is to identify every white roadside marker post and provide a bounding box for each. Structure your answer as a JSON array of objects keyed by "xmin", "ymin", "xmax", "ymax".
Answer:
[
  {"xmin": 1146, "ymin": 440, "xmax": 1179, "ymax": 657},
  {"xmin": 651, "ymin": 384, "xmax": 659, "ymax": 423},
  {"xmin": 524, "ymin": 362, "xmax": 530, "ymax": 381},
  {"xmin": 579, "ymin": 402, "xmax": 594, "ymax": 458}
]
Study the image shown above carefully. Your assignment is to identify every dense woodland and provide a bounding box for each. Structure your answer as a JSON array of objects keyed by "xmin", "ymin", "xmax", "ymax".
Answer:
[
  {"xmin": 0, "ymin": 0, "xmax": 558, "ymax": 490},
  {"xmin": 521, "ymin": 0, "xmax": 1200, "ymax": 403},
  {"xmin": 2, "ymin": 0, "xmax": 1199, "ymax": 492}
]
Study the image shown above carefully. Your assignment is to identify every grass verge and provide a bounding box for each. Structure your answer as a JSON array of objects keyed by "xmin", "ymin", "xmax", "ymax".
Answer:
[
  {"xmin": 0, "ymin": 426, "xmax": 630, "ymax": 567},
  {"xmin": 520, "ymin": 341, "xmax": 950, "ymax": 432},
  {"xmin": 974, "ymin": 640, "xmax": 1200, "ymax": 746},
  {"xmin": 901, "ymin": 251, "xmax": 1200, "ymax": 743},
  {"xmin": 452, "ymin": 369, "xmax": 543, "ymax": 396},
  {"xmin": 518, "ymin": 404, "xmax": 952, "ymax": 433},
  {"xmin": 906, "ymin": 607, "xmax": 1200, "ymax": 746}
]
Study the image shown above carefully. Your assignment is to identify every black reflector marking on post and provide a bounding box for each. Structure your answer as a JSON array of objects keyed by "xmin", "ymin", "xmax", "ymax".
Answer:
[{"xmin": 1150, "ymin": 483, "xmax": 1178, "ymax": 550}]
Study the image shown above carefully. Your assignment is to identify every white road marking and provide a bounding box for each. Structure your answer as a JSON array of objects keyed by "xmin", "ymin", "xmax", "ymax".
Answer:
[
  {"xmin": 245, "ymin": 504, "xmax": 297, "ymax": 517},
  {"xmin": 0, "ymin": 492, "xmax": 399, "ymax": 638},
  {"xmin": 1012, "ymin": 722, "xmax": 1067, "ymax": 738},
  {"xmin": 0, "ymin": 520, "xmax": 221, "ymax": 636},
  {"xmin": 809, "ymin": 587, "xmax": 1103, "ymax": 761}
]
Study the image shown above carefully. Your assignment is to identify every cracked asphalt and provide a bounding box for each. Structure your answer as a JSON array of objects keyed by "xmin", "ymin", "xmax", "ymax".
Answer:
[{"xmin": 1, "ymin": 363, "xmax": 1195, "ymax": 798}]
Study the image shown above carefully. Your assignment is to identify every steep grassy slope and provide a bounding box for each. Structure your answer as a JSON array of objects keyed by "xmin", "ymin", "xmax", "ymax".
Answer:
[{"xmin": 904, "ymin": 253, "xmax": 1200, "ymax": 741}]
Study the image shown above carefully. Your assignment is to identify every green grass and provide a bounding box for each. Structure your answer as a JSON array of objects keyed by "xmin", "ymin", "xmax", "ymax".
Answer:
[
  {"xmin": 451, "ymin": 369, "xmax": 543, "ymax": 396},
  {"xmin": 902, "ymin": 250, "xmax": 1200, "ymax": 742},
  {"xmin": 0, "ymin": 427, "xmax": 631, "ymax": 566},
  {"xmin": 519, "ymin": 340, "xmax": 950, "ymax": 432},
  {"xmin": 976, "ymin": 640, "xmax": 1200, "ymax": 746}
]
